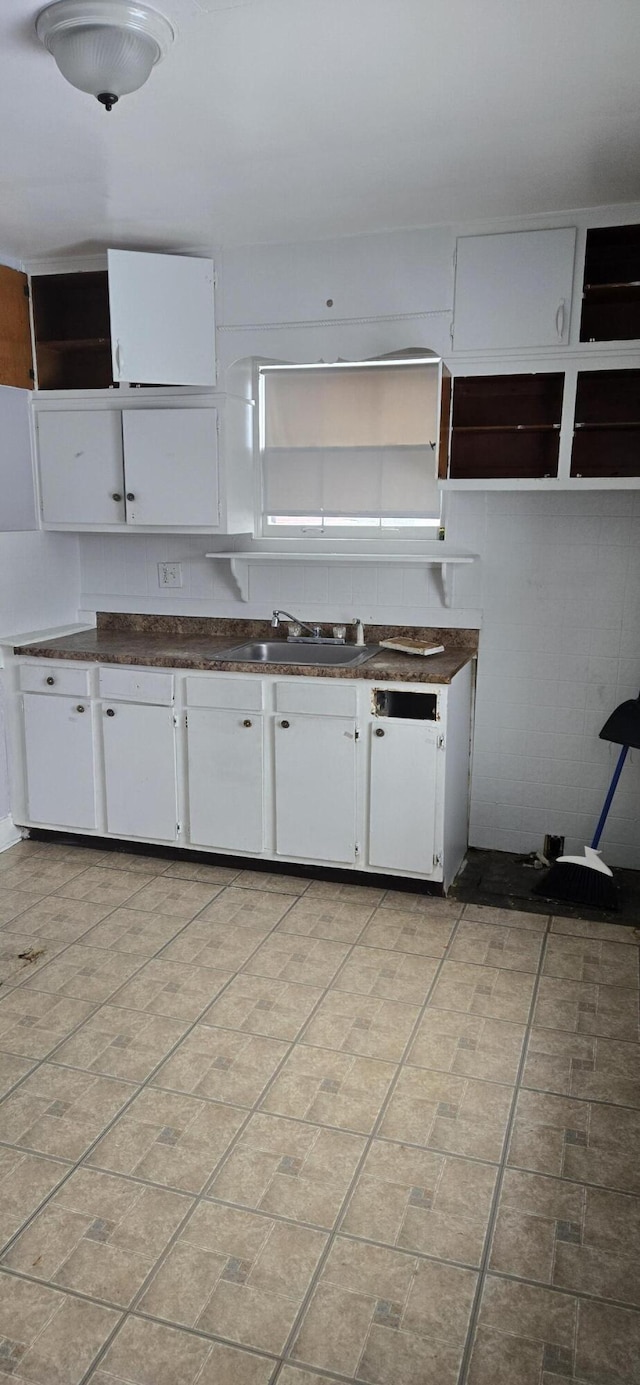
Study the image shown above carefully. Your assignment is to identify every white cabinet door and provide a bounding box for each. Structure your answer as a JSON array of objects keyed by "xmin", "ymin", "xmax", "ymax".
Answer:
[
  {"xmin": 1, "ymin": 388, "xmax": 37, "ymax": 532},
  {"xmin": 37, "ymin": 411, "xmax": 125, "ymax": 525},
  {"xmin": 122, "ymin": 409, "xmax": 219, "ymax": 527},
  {"xmin": 368, "ymin": 722, "xmax": 439, "ymax": 875},
  {"xmin": 187, "ymin": 708, "xmax": 264, "ymax": 853},
  {"xmin": 102, "ymin": 702, "xmax": 177, "ymax": 842},
  {"xmin": 453, "ymin": 228, "xmax": 576, "ymax": 351},
  {"xmin": 274, "ymin": 714, "xmax": 357, "ymax": 864},
  {"xmin": 23, "ymin": 694, "xmax": 96, "ymax": 829},
  {"xmin": 108, "ymin": 249, "xmax": 216, "ymax": 387}
]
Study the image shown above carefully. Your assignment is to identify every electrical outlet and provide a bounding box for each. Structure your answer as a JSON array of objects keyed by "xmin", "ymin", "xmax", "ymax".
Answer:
[{"xmin": 158, "ymin": 562, "xmax": 183, "ymax": 588}]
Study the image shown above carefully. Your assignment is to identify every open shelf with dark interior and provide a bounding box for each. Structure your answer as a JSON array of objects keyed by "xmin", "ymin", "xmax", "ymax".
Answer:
[
  {"xmin": 571, "ymin": 368, "xmax": 640, "ymax": 476},
  {"xmin": 31, "ymin": 272, "xmax": 113, "ymax": 389},
  {"xmin": 449, "ymin": 372, "xmax": 564, "ymax": 478},
  {"xmin": 580, "ymin": 224, "xmax": 640, "ymax": 342}
]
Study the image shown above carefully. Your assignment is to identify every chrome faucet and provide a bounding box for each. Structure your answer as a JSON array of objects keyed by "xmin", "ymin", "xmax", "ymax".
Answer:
[{"xmin": 271, "ymin": 610, "xmax": 322, "ymax": 640}]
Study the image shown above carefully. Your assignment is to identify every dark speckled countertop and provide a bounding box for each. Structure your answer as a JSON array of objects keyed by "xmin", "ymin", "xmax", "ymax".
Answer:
[{"xmin": 15, "ymin": 615, "xmax": 478, "ymax": 685}]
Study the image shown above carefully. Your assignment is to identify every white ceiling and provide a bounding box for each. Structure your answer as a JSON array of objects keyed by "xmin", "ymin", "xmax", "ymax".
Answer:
[{"xmin": 3, "ymin": 0, "xmax": 640, "ymax": 261}]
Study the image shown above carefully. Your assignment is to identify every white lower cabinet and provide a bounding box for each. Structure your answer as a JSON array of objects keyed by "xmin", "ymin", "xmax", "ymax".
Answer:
[
  {"xmin": 187, "ymin": 707, "xmax": 264, "ymax": 853},
  {"xmin": 11, "ymin": 660, "xmax": 472, "ymax": 887},
  {"xmin": 273, "ymin": 713, "xmax": 358, "ymax": 865},
  {"xmin": 101, "ymin": 701, "xmax": 178, "ymax": 842},
  {"xmin": 22, "ymin": 693, "xmax": 96, "ymax": 829},
  {"xmin": 368, "ymin": 720, "xmax": 439, "ymax": 875}
]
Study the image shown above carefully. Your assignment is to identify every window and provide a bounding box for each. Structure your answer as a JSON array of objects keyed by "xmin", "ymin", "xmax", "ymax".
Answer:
[{"xmin": 259, "ymin": 358, "xmax": 443, "ymax": 536}]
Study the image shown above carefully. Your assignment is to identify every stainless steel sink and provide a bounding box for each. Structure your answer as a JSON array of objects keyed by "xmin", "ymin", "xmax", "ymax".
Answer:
[{"xmin": 216, "ymin": 641, "xmax": 381, "ymax": 667}]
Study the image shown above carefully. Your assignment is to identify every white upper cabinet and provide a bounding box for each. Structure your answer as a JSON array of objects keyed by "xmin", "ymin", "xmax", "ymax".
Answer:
[
  {"xmin": 37, "ymin": 410, "xmax": 125, "ymax": 524},
  {"xmin": 107, "ymin": 249, "xmax": 216, "ymax": 387},
  {"xmin": 453, "ymin": 228, "xmax": 577, "ymax": 351},
  {"xmin": 220, "ymin": 227, "xmax": 453, "ymax": 327},
  {"xmin": 37, "ymin": 405, "xmax": 221, "ymax": 529},
  {"xmin": 121, "ymin": 408, "xmax": 218, "ymax": 526}
]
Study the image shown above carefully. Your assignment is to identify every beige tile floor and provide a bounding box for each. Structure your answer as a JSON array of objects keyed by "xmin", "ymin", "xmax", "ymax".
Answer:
[{"xmin": 0, "ymin": 840, "xmax": 639, "ymax": 1384}]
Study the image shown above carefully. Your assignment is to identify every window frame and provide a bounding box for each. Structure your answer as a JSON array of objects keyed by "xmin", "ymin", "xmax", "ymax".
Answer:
[{"xmin": 256, "ymin": 357, "xmax": 444, "ymax": 542}]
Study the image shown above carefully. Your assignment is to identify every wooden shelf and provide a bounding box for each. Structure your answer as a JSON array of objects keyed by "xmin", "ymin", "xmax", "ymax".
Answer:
[
  {"xmin": 580, "ymin": 225, "xmax": 640, "ymax": 341},
  {"xmin": 574, "ymin": 421, "xmax": 640, "ymax": 431},
  {"xmin": 40, "ymin": 338, "xmax": 110, "ymax": 353},
  {"xmin": 452, "ymin": 424, "xmax": 560, "ymax": 433}
]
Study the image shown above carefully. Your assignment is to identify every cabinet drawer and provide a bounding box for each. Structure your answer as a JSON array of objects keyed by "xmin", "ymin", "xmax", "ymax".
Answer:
[
  {"xmin": 19, "ymin": 663, "xmax": 90, "ymax": 697},
  {"xmin": 275, "ymin": 681, "xmax": 357, "ymax": 716},
  {"xmin": 185, "ymin": 676, "xmax": 263, "ymax": 711},
  {"xmin": 98, "ymin": 666, "xmax": 174, "ymax": 705}
]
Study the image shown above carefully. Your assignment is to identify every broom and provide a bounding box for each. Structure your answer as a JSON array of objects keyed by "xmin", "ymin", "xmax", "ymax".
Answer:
[{"xmin": 533, "ymin": 692, "xmax": 640, "ymax": 911}]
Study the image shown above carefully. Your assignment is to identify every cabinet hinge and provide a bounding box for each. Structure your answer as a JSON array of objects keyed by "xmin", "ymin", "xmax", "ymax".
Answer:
[
  {"xmin": 355, "ymin": 843, "xmax": 360, "ymax": 856},
  {"xmin": 23, "ymin": 283, "xmax": 30, "ymax": 299},
  {"xmin": 354, "ymin": 728, "xmax": 360, "ymax": 741},
  {"xmin": 433, "ymin": 851, "xmax": 443, "ymax": 869},
  {"xmin": 176, "ymin": 823, "xmax": 181, "ymax": 835},
  {"xmin": 29, "ymin": 369, "xmax": 35, "ymax": 381},
  {"xmin": 184, "ymin": 713, "xmax": 188, "ymax": 728},
  {"xmin": 437, "ymin": 734, "xmax": 445, "ymax": 749}
]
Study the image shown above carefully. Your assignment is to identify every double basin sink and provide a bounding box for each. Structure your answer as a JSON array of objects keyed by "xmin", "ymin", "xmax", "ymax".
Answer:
[{"xmin": 216, "ymin": 640, "xmax": 381, "ymax": 668}]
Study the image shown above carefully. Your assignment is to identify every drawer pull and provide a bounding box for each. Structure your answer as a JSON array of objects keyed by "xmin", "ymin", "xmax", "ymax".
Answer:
[
  {"xmin": 126, "ymin": 492, "xmax": 135, "ymax": 502},
  {"xmin": 46, "ymin": 676, "xmax": 55, "ymax": 686},
  {"xmin": 280, "ymin": 719, "xmax": 290, "ymax": 729},
  {"xmin": 243, "ymin": 719, "xmax": 253, "ymax": 728},
  {"xmin": 112, "ymin": 492, "xmax": 122, "ymax": 502},
  {"xmin": 375, "ymin": 727, "xmax": 385, "ymax": 737},
  {"xmin": 106, "ymin": 708, "xmax": 115, "ymax": 717},
  {"xmin": 76, "ymin": 704, "xmax": 85, "ymax": 713}
]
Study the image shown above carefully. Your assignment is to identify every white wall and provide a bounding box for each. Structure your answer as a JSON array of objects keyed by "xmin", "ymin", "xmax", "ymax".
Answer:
[
  {"xmin": 73, "ymin": 215, "xmax": 640, "ymax": 870},
  {"xmin": 0, "ymin": 531, "xmax": 82, "ymax": 818}
]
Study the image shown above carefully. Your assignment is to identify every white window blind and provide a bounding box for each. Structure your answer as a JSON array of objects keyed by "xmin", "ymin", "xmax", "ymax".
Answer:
[{"xmin": 261, "ymin": 362, "xmax": 441, "ymax": 524}]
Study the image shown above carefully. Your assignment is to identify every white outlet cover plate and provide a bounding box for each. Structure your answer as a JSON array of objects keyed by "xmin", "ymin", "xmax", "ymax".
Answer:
[{"xmin": 158, "ymin": 562, "xmax": 183, "ymax": 588}]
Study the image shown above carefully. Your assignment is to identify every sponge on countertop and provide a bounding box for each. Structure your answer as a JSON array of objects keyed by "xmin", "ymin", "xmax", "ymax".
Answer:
[{"xmin": 379, "ymin": 638, "xmax": 445, "ymax": 657}]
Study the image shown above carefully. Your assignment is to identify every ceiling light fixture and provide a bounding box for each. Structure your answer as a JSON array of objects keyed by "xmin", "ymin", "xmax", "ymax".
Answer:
[{"xmin": 36, "ymin": 0, "xmax": 174, "ymax": 111}]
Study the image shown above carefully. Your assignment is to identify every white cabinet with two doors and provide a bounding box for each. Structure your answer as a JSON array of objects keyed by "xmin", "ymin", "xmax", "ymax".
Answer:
[
  {"xmin": 36, "ymin": 404, "xmax": 220, "ymax": 529},
  {"xmin": 9, "ymin": 659, "xmax": 473, "ymax": 888},
  {"xmin": 35, "ymin": 388, "xmax": 254, "ymax": 533}
]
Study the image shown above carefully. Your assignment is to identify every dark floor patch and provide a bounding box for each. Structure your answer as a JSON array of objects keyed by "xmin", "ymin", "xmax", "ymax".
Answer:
[{"xmin": 451, "ymin": 848, "xmax": 640, "ymax": 927}]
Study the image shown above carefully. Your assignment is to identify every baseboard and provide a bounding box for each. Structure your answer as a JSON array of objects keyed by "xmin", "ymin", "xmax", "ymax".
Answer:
[{"xmin": 0, "ymin": 815, "xmax": 21, "ymax": 853}]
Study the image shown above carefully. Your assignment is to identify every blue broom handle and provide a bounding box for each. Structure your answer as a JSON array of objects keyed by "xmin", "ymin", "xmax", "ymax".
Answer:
[{"xmin": 591, "ymin": 745, "xmax": 629, "ymax": 849}]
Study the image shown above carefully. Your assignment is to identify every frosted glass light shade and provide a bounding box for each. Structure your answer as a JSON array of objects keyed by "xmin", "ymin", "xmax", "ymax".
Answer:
[{"xmin": 36, "ymin": 1, "xmax": 174, "ymax": 107}]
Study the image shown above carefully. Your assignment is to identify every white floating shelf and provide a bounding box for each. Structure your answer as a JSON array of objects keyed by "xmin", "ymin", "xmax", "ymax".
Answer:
[{"xmin": 206, "ymin": 544, "xmax": 478, "ymax": 606}]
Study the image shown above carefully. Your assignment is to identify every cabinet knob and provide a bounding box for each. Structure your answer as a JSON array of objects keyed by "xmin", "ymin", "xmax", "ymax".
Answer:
[
  {"xmin": 76, "ymin": 704, "xmax": 85, "ymax": 713},
  {"xmin": 106, "ymin": 708, "xmax": 115, "ymax": 717},
  {"xmin": 46, "ymin": 676, "xmax": 55, "ymax": 686},
  {"xmin": 112, "ymin": 492, "xmax": 122, "ymax": 502},
  {"xmin": 280, "ymin": 719, "xmax": 290, "ymax": 729},
  {"xmin": 375, "ymin": 727, "xmax": 385, "ymax": 737},
  {"xmin": 243, "ymin": 719, "xmax": 252, "ymax": 728},
  {"xmin": 126, "ymin": 493, "xmax": 135, "ymax": 502}
]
